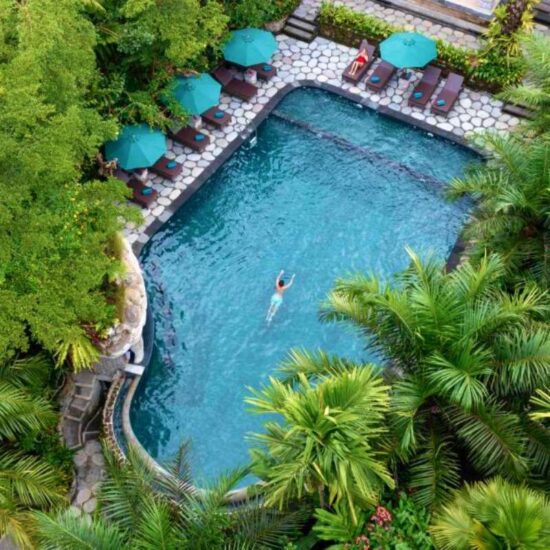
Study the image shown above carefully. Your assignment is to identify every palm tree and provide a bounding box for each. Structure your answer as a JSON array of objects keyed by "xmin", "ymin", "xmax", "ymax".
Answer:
[
  {"xmin": 500, "ymin": 34, "xmax": 550, "ymax": 137},
  {"xmin": 431, "ymin": 477, "xmax": 550, "ymax": 549},
  {"xmin": 34, "ymin": 444, "xmax": 308, "ymax": 549},
  {"xmin": 0, "ymin": 354, "xmax": 65, "ymax": 548},
  {"xmin": 246, "ymin": 363, "xmax": 393, "ymax": 524},
  {"xmin": 447, "ymin": 132, "xmax": 550, "ymax": 289},
  {"xmin": 321, "ymin": 250, "xmax": 550, "ymax": 508}
]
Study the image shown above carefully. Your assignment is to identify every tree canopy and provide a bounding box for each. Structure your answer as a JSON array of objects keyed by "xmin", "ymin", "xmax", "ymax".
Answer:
[{"xmin": 0, "ymin": 0, "xmax": 133, "ymax": 364}]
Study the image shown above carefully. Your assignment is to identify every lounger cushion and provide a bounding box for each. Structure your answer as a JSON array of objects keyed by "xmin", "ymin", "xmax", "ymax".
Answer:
[
  {"xmin": 437, "ymin": 99, "xmax": 446, "ymax": 106},
  {"xmin": 371, "ymin": 75, "xmax": 380, "ymax": 83},
  {"xmin": 167, "ymin": 161, "xmax": 177, "ymax": 169},
  {"xmin": 142, "ymin": 187, "xmax": 153, "ymax": 196},
  {"xmin": 263, "ymin": 65, "xmax": 272, "ymax": 71},
  {"xmin": 214, "ymin": 110, "xmax": 224, "ymax": 119},
  {"xmin": 194, "ymin": 133, "xmax": 205, "ymax": 141},
  {"xmin": 414, "ymin": 91, "xmax": 423, "ymax": 98}
]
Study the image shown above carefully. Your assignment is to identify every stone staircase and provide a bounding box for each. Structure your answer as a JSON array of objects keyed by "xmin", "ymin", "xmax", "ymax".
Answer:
[
  {"xmin": 62, "ymin": 371, "xmax": 102, "ymax": 450},
  {"xmin": 283, "ymin": 14, "xmax": 318, "ymax": 42}
]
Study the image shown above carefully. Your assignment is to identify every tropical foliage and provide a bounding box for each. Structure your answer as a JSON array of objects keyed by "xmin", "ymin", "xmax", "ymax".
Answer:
[
  {"xmin": 500, "ymin": 34, "xmax": 550, "ymax": 137},
  {"xmin": 321, "ymin": 251, "xmax": 550, "ymax": 508},
  {"xmin": 247, "ymin": 361, "xmax": 393, "ymax": 523},
  {"xmin": 482, "ymin": 0, "xmax": 537, "ymax": 58},
  {"xmin": 448, "ymin": 133, "xmax": 550, "ymax": 289},
  {"xmin": 223, "ymin": 0, "xmax": 300, "ymax": 28},
  {"xmin": 314, "ymin": 491, "xmax": 434, "ymax": 549},
  {"xmin": 0, "ymin": 0, "xmax": 135, "ymax": 365},
  {"xmin": 431, "ymin": 478, "xmax": 550, "ymax": 549},
  {"xmin": 86, "ymin": 0, "xmax": 229, "ymax": 128},
  {"xmin": 34, "ymin": 445, "xmax": 307, "ymax": 549},
  {"xmin": 0, "ymin": 355, "xmax": 67, "ymax": 548}
]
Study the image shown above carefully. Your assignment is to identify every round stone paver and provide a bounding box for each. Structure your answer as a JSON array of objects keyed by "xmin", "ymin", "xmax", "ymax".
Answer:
[
  {"xmin": 82, "ymin": 497, "xmax": 98, "ymax": 514},
  {"xmin": 76, "ymin": 487, "xmax": 91, "ymax": 505}
]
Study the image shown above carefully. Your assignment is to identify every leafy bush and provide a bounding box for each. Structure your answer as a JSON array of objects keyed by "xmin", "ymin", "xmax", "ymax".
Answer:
[
  {"xmin": 314, "ymin": 492, "xmax": 434, "ymax": 549},
  {"xmin": 223, "ymin": 0, "xmax": 300, "ymax": 28},
  {"xmin": 431, "ymin": 478, "xmax": 550, "ymax": 549},
  {"xmin": 318, "ymin": 2, "xmax": 524, "ymax": 91}
]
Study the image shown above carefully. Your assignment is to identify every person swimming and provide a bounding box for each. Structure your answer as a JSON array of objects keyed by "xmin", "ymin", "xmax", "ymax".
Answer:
[{"xmin": 266, "ymin": 270, "xmax": 295, "ymax": 324}]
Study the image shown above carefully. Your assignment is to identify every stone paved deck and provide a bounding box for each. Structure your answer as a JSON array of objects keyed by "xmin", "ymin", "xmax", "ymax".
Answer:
[
  {"xmin": 125, "ymin": 34, "xmax": 518, "ymax": 247},
  {"xmin": 295, "ymin": 0, "xmax": 481, "ymax": 49}
]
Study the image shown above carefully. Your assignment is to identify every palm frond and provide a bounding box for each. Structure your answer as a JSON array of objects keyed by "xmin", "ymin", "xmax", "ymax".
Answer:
[
  {"xmin": 0, "ymin": 382, "xmax": 55, "ymax": 439},
  {"xmin": 232, "ymin": 501, "xmax": 309, "ymax": 549},
  {"xmin": 32, "ymin": 509, "xmax": 126, "ymax": 550},
  {"xmin": 530, "ymin": 388, "xmax": 550, "ymax": 421},
  {"xmin": 407, "ymin": 430, "xmax": 460, "ymax": 509},
  {"xmin": 450, "ymin": 402, "xmax": 528, "ymax": 480},
  {"xmin": 0, "ymin": 451, "xmax": 64, "ymax": 508}
]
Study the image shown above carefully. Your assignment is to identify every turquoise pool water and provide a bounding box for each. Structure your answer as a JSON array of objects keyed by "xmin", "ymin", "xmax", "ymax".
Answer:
[{"xmin": 131, "ymin": 87, "xmax": 477, "ymax": 485}]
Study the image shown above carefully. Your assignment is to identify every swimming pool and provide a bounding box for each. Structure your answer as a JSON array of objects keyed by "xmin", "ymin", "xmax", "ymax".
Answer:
[{"xmin": 130, "ymin": 87, "xmax": 477, "ymax": 485}]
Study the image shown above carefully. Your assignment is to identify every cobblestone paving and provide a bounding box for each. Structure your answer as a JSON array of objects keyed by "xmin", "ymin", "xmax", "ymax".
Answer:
[
  {"xmin": 71, "ymin": 440, "xmax": 105, "ymax": 515},
  {"xmin": 125, "ymin": 34, "xmax": 518, "ymax": 246},
  {"xmin": 295, "ymin": 0, "xmax": 481, "ymax": 49}
]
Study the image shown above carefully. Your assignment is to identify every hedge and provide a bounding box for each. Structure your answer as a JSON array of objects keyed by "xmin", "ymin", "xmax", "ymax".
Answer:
[{"xmin": 318, "ymin": 2, "xmax": 524, "ymax": 92}]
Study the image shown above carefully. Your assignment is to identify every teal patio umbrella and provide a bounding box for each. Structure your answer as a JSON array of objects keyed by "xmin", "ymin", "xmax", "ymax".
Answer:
[
  {"xmin": 380, "ymin": 32, "xmax": 437, "ymax": 69},
  {"xmin": 105, "ymin": 124, "xmax": 166, "ymax": 171},
  {"xmin": 222, "ymin": 28, "xmax": 278, "ymax": 67},
  {"xmin": 171, "ymin": 73, "xmax": 221, "ymax": 116}
]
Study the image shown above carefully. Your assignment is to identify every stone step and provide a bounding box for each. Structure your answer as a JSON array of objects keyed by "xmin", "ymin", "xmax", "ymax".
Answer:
[
  {"xmin": 75, "ymin": 381, "xmax": 94, "ymax": 389},
  {"xmin": 70, "ymin": 398, "xmax": 90, "ymax": 413},
  {"xmin": 284, "ymin": 24, "xmax": 316, "ymax": 43},
  {"xmin": 74, "ymin": 371, "xmax": 96, "ymax": 386},
  {"xmin": 286, "ymin": 16, "xmax": 317, "ymax": 33},
  {"xmin": 75, "ymin": 386, "xmax": 93, "ymax": 399},
  {"xmin": 64, "ymin": 413, "xmax": 83, "ymax": 423},
  {"xmin": 83, "ymin": 430, "xmax": 101, "ymax": 443},
  {"xmin": 502, "ymin": 103, "xmax": 534, "ymax": 120},
  {"xmin": 535, "ymin": 1, "xmax": 550, "ymax": 24}
]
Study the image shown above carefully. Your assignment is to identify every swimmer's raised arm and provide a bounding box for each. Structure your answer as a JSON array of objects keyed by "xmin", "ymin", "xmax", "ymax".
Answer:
[
  {"xmin": 276, "ymin": 270, "xmax": 284, "ymax": 287},
  {"xmin": 284, "ymin": 274, "xmax": 296, "ymax": 289}
]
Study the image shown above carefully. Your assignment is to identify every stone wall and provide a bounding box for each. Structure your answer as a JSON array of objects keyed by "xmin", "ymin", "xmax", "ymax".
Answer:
[{"xmin": 100, "ymin": 236, "xmax": 147, "ymax": 358}]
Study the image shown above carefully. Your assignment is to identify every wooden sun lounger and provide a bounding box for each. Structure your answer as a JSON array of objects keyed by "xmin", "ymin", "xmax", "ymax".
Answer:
[
  {"xmin": 126, "ymin": 177, "xmax": 158, "ymax": 208},
  {"xmin": 168, "ymin": 126, "xmax": 210, "ymax": 152},
  {"xmin": 250, "ymin": 63, "xmax": 278, "ymax": 81},
  {"xmin": 202, "ymin": 106, "xmax": 232, "ymax": 128},
  {"xmin": 212, "ymin": 67, "xmax": 257, "ymax": 101},
  {"xmin": 409, "ymin": 65, "xmax": 442, "ymax": 108},
  {"xmin": 150, "ymin": 156, "xmax": 183, "ymax": 180},
  {"xmin": 431, "ymin": 73, "xmax": 464, "ymax": 116},
  {"xmin": 342, "ymin": 39, "xmax": 376, "ymax": 83},
  {"xmin": 366, "ymin": 61, "xmax": 396, "ymax": 92}
]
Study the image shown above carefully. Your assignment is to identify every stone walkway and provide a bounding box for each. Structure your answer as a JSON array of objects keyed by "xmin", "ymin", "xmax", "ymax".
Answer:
[
  {"xmin": 295, "ymin": 0, "xmax": 481, "ymax": 49},
  {"xmin": 125, "ymin": 33, "xmax": 517, "ymax": 246},
  {"xmin": 71, "ymin": 439, "xmax": 105, "ymax": 515}
]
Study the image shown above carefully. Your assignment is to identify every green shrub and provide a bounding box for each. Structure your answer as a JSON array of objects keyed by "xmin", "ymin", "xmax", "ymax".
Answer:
[
  {"xmin": 318, "ymin": 2, "xmax": 524, "ymax": 92},
  {"xmin": 224, "ymin": 0, "xmax": 300, "ymax": 28},
  {"xmin": 314, "ymin": 492, "xmax": 434, "ymax": 549}
]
